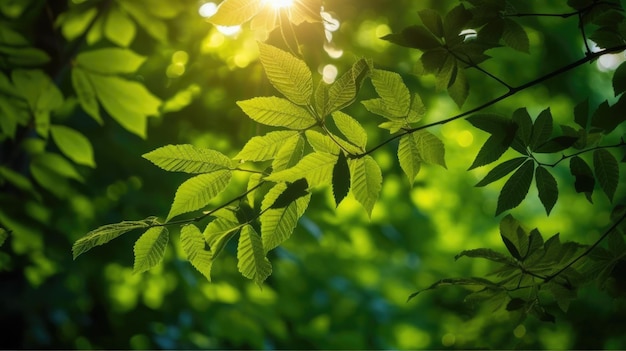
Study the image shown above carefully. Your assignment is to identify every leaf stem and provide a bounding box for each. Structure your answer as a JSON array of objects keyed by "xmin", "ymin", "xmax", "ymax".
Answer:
[
  {"xmin": 449, "ymin": 50, "xmax": 512, "ymax": 90},
  {"xmin": 537, "ymin": 139, "xmax": 626, "ymax": 168}
]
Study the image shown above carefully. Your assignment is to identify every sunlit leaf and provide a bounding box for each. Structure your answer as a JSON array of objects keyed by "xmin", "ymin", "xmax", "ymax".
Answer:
[
  {"xmin": 261, "ymin": 183, "xmax": 310, "ymax": 252},
  {"xmin": 143, "ymin": 144, "xmax": 233, "ymax": 173},
  {"xmin": 76, "ymin": 48, "xmax": 146, "ymax": 74},
  {"xmin": 369, "ymin": 69, "xmax": 411, "ymax": 117},
  {"xmin": 349, "ymin": 155, "xmax": 382, "ymax": 217},
  {"xmin": 204, "ymin": 217, "xmax": 241, "ymax": 259},
  {"xmin": 271, "ymin": 133, "xmax": 305, "ymax": 171},
  {"xmin": 535, "ymin": 166, "xmax": 558, "ymax": 215},
  {"xmin": 265, "ymin": 152, "xmax": 337, "ymax": 187},
  {"xmin": 167, "ymin": 170, "xmax": 232, "ymax": 221},
  {"xmin": 104, "ymin": 6, "xmax": 136, "ymax": 47},
  {"xmin": 331, "ymin": 111, "xmax": 367, "ymax": 150},
  {"xmin": 305, "ymin": 130, "xmax": 340, "ymax": 154},
  {"xmin": 209, "ymin": 0, "xmax": 263, "ymax": 26},
  {"xmin": 181, "ymin": 224, "xmax": 213, "ymax": 281},
  {"xmin": 324, "ymin": 58, "xmax": 370, "ymax": 114},
  {"xmin": 496, "ymin": 160, "xmax": 534, "ymax": 215},
  {"xmin": 268, "ymin": 178, "xmax": 309, "ymax": 209},
  {"xmin": 237, "ymin": 97, "xmax": 316, "ymax": 130},
  {"xmin": 71, "ymin": 67, "xmax": 102, "ymax": 124},
  {"xmin": 73, "ymin": 217, "xmax": 156, "ymax": 259},
  {"xmin": 258, "ymin": 43, "xmax": 312, "ymax": 106},
  {"xmin": 237, "ymin": 224, "xmax": 272, "ymax": 286},
  {"xmin": 593, "ymin": 149, "xmax": 619, "ymax": 202},
  {"xmin": 133, "ymin": 227, "xmax": 168, "ymax": 274},
  {"xmin": 50, "ymin": 125, "xmax": 96, "ymax": 167}
]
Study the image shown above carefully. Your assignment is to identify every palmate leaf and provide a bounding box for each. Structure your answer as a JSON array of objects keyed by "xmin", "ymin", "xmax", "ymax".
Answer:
[
  {"xmin": 235, "ymin": 130, "xmax": 299, "ymax": 162},
  {"xmin": 447, "ymin": 63, "xmax": 469, "ymax": 107},
  {"xmin": 265, "ymin": 152, "xmax": 337, "ymax": 187},
  {"xmin": 349, "ymin": 155, "xmax": 382, "ymax": 217},
  {"xmin": 496, "ymin": 160, "xmax": 534, "ymax": 215},
  {"xmin": 475, "ymin": 157, "xmax": 527, "ymax": 187},
  {"xmin": 73, "ymin": 217, "xmax": 157, "ymax": 259},
  {"xmin": 258, "ymin": 43, "xmax": 312, "ymax": 106},
  {"xmin": 535, "ymin": 166, "xmax": 558, "ymax": 215},
  {"xmin": 143, "ymin": 144, "xmax": 233, "ymax": 173},
  {"xmin": 167, "ymin": 170, "xmax": 232, "ymax": 221},
  {"xmin": 237, "ymin": 97, "xmax": 316, "ymax": 130},
  {"xmin": 381, "ymin": 25, "xmax": 441, "ymax": 51},
  {"xmin": 468, "ymin": 132, "xmax": 515, "ymax": 170},
  {"xmin": 181, "ymin": 224, "xmax": 213, "ymax": 281},
  {"xmin": 49, "ymin": 125, "xmax": 95, "ymax": 167},
  {"xmin": 331, "ymin": 111, "xmax": 367, "ymax": 150},
  {"xmin": 418, "ymin": 8, "xmax": 444, "ymax": 38},
  {"xmin": 237, "ymin": 224, "xmax": 272, "ymax": 286},
  {"xmin": 593, "ymin": 149, "xmax": 619, "ymax": 201},
  {"xmin": 133, "ymin": 227, "xmax": 169, "ymax": 274}
]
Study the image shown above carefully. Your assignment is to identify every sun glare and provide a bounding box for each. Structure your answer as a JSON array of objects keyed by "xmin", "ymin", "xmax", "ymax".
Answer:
[{"xmin": 264, "ymin": 0, "xmax": 294, "ymax": 9}]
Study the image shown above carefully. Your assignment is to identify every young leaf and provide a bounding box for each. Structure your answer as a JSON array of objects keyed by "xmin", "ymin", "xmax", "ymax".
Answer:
[
  {"xmin": 349, "ymin": 155, "xmax": 382, "ymax": 217},
  {"xmin": 535, "ymin": 166, "xmax": 558, "ymax": 215},
  {"xmin": 529, "ymin": 108, "xmax": 553, "ymax": 151},
  {"xmin": 332, "ymin": 151, "xmax": 351, "ymax": 206},
  {"xmin": 593, "ymin": 149, "xmax": 619, "ymax": 201},
  {"xmin": 49, "ymin": 125, "xmax": 96, "ymax": 167},
  {"xmin": 237, "ymin": 224, "xmax": 272, "ymax": 286},
  {"xmin": 167, "ymin": 170, "xmax": 232, "ymax": 221},
  {"xmin": 237, "ymin": 97, "xmax": 316, "ymax": 130},
  {"xmin": 208, "ymin": 0, "xmax": 262, "ymax": 26},
  {"xmin": 73, "ymin": 218, "xmax": 155, "ymax": 259},
  {"xmin": 370, "ymin": 69, "xmax": 411, "ymax": 117},
  {"xmin": 265, "ymin": 152, "xmax": 337, "ymax": 187},
  {"xmin": 71, "ymin": 67, "xmax": 102, "ymax": 124},
  {"xmin": 496, "ymin": 160, "xmax": 534, "ymax": 215},
  {"xmin": 235, "ymin": 130, "xmax": 300, "ymax": 162},
  {"xmin": 569, "ymin": 156, "xmax": 595, "ymax": 201},
  {"xmin": 331, "ymin": 111, "xmax": 367, "ymax": 150},
  {"xmin": 204, "ymin": 217, "xmax": 241, "ymax": 259},
  {"xmin": 258, "ymin": 43, "xmax": 312, "ymax": 106},
  {"xmin": 76, "ymin": 48, "xmax": 146, "ymax": 74},
  {"xmin": 133, "ymin": 227, "xmax": 169, "ymax": 274},
  {"xmin": 614, "ymin": 61, "xmax": 626, "ymax": 96},
  {"xmin": 143, "ymin": 144, "xmax": 233, "ymax": 173},
  {"xmin": 475, "ymin": 157, "xmax": 527, "ymax": 187},
  {"xmin": 180, "ymin": 224, "xmax": 213, "ymax": 281}
]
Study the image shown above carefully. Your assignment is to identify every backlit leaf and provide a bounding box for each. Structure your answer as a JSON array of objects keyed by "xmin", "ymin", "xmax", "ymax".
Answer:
[
  {"xmin": 535, "ymin": 166, "xmax": 558, "ymax": 215},
  {"xmin": 271, "ymin": 133, "xmax": 305, "ymax": 171},
  {"xmin": 133, "ymin": 227, "xmax": 168, "ymax": 274},
  {"xmin": 71, "ymin": 67, "xmax": 102, "ymax": 124},
  {"xmin": 331, "ymin": 111, "xmax": 367, "ymax": 150},
  {"xmin": 370, "ymin": 69, "xmax": 411, "ymax": 117},
  {"xmin": 305, "ymin": 130, "xmax": 340, "ymax": 154},
  {"xmin": 258, "ymin": 43, "xmax": 312, "ymax": 106},
  {"xmin": 496, "ymin": 160, "xmax": 534, "ymax": 215},
  {"xmin": 204, "ymin": 217, "xmax": 241, "ymax": 259},
  {"xmin": 235, "ymin": 130, "xmax": 299, "ymax": 162},
  {"xmin": 208, "ymin": 0, "xmax": 262, "ymax": 26},
  {"xmin": 268, "ymin": 178, "xmax": 309, "ymax": 209},
  {"xmin": 76, "ymin": 48, "xmax": 146, "ymax": 74},
  {"xmin": 143, "ymin": 144, "xmax": 233, "ymax": 173},
  {"xmin": 593, "ymin": 149, "xmax": 619, "ymax": 202},
  {"xmin": 50, "ymin": 125, "xmax": 95, "ymax": 167},
  {"xmin": 237, "ymin": 97, "xmax": 316, "ymax": 130},
  {"xmin": 325, "ymin": 58, "xmax": 370, "ymax": 114},
  {"xmin": 349, "ymin": 155, "xmax": 382, "ymax": 217},
  {"xmin": 167, "ymin": 170, "xmax": 232, "ymax": 220},
  {"xmin": 237, "ymin": 224, "xmax": 272, "ymax": 286},
  {"xmin": 265, "ymin": 152, "xmax": 337, "ymax": 187},
  {"xmin": 261, "ymin": 184, "xmax": 310, "ymax": 252},
  {"xmin": 104, "ymin": 6, "xmax": 136, "ymax": 47},
  {"xmin": 73, "ymin": 218, "xmax": 156, "ymax": 259},
  {"xmin": 181, "ymin": 224, "xmax": 213, "ymax": 281},
  {"xmin": 398, "ymin": 134, "xmax": 422, "ymax": 183}
]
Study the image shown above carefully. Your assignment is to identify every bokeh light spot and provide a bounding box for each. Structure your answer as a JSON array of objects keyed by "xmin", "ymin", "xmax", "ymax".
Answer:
[
  {"xmin": 198, "ymin": 2, "xmax": 218, "ymax": 18},
  {"xmin": 216, "ymin": 25, "xmax": 241, "ymax": 36},
  {"xmin": 457, "ymin": 130, "xmax": 473, "ymax": 147},
  {"xmin": 322, "ymin": 64, "xmax": 338, "ymax": 83},
  {"xmin": 514, "ymin": 324, "xmax": 526, "ymax": 338}
]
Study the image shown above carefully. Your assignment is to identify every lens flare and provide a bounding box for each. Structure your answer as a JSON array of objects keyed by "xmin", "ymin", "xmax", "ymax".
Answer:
[{"xmin": 264, "ymin": 0, "xmax": 293, "ymax": 9}]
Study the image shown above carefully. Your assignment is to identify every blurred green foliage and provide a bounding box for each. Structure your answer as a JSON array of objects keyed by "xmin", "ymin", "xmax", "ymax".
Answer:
[{"xmin": 1, "ymin": 0, "xmax": 626, "ymax": 349}]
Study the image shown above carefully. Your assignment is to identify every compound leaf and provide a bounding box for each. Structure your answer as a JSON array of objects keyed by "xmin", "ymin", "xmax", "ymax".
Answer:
[
  {"xmin": 258, "ymin": 42, "xmax": 312, "ymax": 106},
  {"xmin": 143, "ymin": 144, "xmax": 233, "ymax": 173},
  {"xmin": 593, "ymin": 149, "xmax": 619, "ymax": 202},
  {"xmin": 167, "ymin": 170, "xmax": 232, "ymax": 221},
  {"xmin": 349, "ymin": 155, "xmax": 382, "ymax": 217},
  {"xmin": 73, "ymin": 218, "xmax": 155, "ymax": 259},
  {"xmin": 133, "ymin": 227, "xmax": 168, "ymax": 274},
  {"xmin": 475, "ymin": 157, "xmax": 527, "ymax": 187},
  {"xmin": 535, "ymin": 166, "xmax": 558, "ymax": 215},
  {"xmin": 237, "ymin": 224, "xmax": 272, "ymax": 286},
  {"xmin": 496, "ymin": 160, "xmax": 534, "ymax": 215},
  {"xmin": 180, "ymin": 224, "xmax": 213, "ymax": 281},
  {"xmin": 237, "ymin": 97, "xmax": 316, "ymax": 130}
]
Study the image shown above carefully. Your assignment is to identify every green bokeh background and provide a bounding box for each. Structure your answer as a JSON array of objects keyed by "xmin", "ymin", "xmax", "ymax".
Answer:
[{"xmin": 1, "ymin": 0, "xmax": 625, "ymax": 349}]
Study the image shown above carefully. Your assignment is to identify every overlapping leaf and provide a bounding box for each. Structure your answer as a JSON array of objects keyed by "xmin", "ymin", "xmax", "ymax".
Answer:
[
  {"xmin": 167, "ymin": 170, "xmax": 232, "ymax": 220},
  {"xmin": 181, "ymin": 224, "xmax": 213, "ymax": 281},
  {"xmin": 349, "ymin": 155, "xmax": 382, "ymax": 217},
  {"xmin": 133, "ymin": 227, "xmax": 169, "ymax": 273},
  {"xmin": 237, "ymin": 224, "xmax": 272, "ymax": 286},
  {"xmin": 237, "ymin": 97, "xmax": 316, "ymax": 130},
  {"xmin": 144, "ymin": 144, "xmax": 233, "ymax": 173}
]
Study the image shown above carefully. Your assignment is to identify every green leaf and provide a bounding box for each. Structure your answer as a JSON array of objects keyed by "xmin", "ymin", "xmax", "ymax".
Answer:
[
  {"xmin": 506, "ymin": 298, "xmax": 526, "ymax": 311},
  {"xmin": 120, "ymin": 1, "xmax": 168, "ymax": 42},
  {"xmin": 208, "ymin": 0, "xmax": 262, "ymax": 26},
  {"xmin": 12, "ymin": 69, "xmax": 63, "ymax": 137},
  {"xmin": 271, "ymin": 133, "xmax": 305, "ymax": 171},
  {"xmin": 332, "ymin": 151, "xmax": 351, "ymax": 206},
  {"xmin": 269, "ymin": 178, "xmax": 309, "ymax": 209},
  {"xmin": 448, "ymin": 63, "xmax": 469, "ymax": 108},
  {"xmin": 443, "ymin": 4, "xmax": 472, "ymax": 46},
  {"xmin": 534, "ymin": 136, "xmax": 579, "ymax": 153},
  {"xmin": 237, "ymin": 224, "xmax": 272, "ymax": 286},
  {"xmin": 204, "ymin": 217, "xmax": 241, "ymax": 259},
  {"xmin": 614, "ymin": 61, "xmax": 626, "ymax": 96},
  {"xmin": 258, "ymin": 43, "xmax": 312, "ymax": 106},
  {"xmin": 408, "ymin": 277, "xmax": 500, "ymax": 301},
  {"xmin": 88, "ymin": 74, "xmax": 161, "ymax": 138},
  {"xmin": 72, "ymin": 218, "xmax": 156, "ymax": 259},
  {"xmin": 323, "ymin": 58, "xmax": 370, "ymax": 115},
  {"xmin": 475, "ymin": 157, "xmax": 527, "ymax": 187},
  {"xmin": 496, "ymin": 160, "xmax": 534, "ymax": 215},
  {"xmin": 512, "ymin": 108, "xmax": 532, "ymax": 153},
  {"xmin": 143, "ymin": 144, "xmax": 233, "ymax": 173},
  {"xmin": 569, "ymin": 156, "xmax": 595, "ymax": 201},
  {"xmin": 167, "ymin": 170, "xmax": 232, "ymax": 221},
  {"xmin": 502, "ymin": 19, "xmax": 529, "ymax": 53},
  {"xmin": 265, "ymin": 152, "xmax": 337, "ymax": 187},
  {"xmin": 104, "ymin": 6, "xmax": 136, "ymax": 47},
  {"xmin": 162, "ymin": 84, "xmax": 200, "ymax": 113},
  {"xmin": 535, "ymin": 166, "xmax": 558, "ymax": 215},
  {"xmin": 235, "ymin": 131, "xmax": 300, "ymax": 162},
  {"xmin": 418, "ymin": 8, "xmax": 444, "ymax": 38},
  {"xmin": 574, "ymin": 99, "xmax": 589, "ymax": 129},
  {"xmin": 331, "ymin": 111, "xmax": 367, "ymax": 150},
  {"xmin": 133, "ymin": 227, "xmax": 169, "ymax": 274},
  {"xmin": 180, "ymin": 224, "xmax": 213, "ymax": 281},
  {"xmin": 381, "ymin": 25, "xmax": 441, "ymax": 50},
  {"xmin": 49, "ymin": 125, "xmax": 95, "ymax": 167},
  {"xmin": 467, "ymin": 113, "xmax": 512, "ymax": 134},
  {"xmin": 499, "ymin": 215, "xmax": 526, "ymax": 261},
  {"xmin": 261, "ymin": 184, "xmax": 310, "ymax": 252},
  {"xmin": 31, "ymin": 152, "xmax": 83, "ymax": 182},
  {"xmin": 468, "ymin": 130, "xmax": 515, "ymax": 170},
  {"xmin": 593, "ymin": 149, "xmax": 619, "ymax": 202},
  {"xmin": 237, "ymin": 97, "xmax": 316, "ymax": 130},
  {"xmin": 71, "ymin": 67, "xmax": 102, "ymax": 124},
  {"xmin": 370, "ymin": 69, "xmax": 411, "ymax": 117},
  {"xmin": 0, "ymin": 228, "xmax": 7, "ymax": 247},
  {"xmin": 76, "ymin": 48, "xmax": 146, "ymax": 74},
  {"xmin": 455, "ymin": 248, "xmax": 516, "ymax": 265},
  {"xmin": 349, "ymin": 155, "xmax": 382, "ymax": 217},
  {"xmin": 529, "ymin": 108, "xmax": 553, "ymax": 151},
  {"xmin": 398, "ymin": 134, "xmax": 422, "ymax": 183}
]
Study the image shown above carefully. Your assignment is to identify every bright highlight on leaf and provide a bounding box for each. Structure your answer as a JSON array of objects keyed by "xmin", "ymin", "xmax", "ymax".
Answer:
[{"xmin": 264, "ymin": 0, "xmax": 293, "ymax": 9}]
